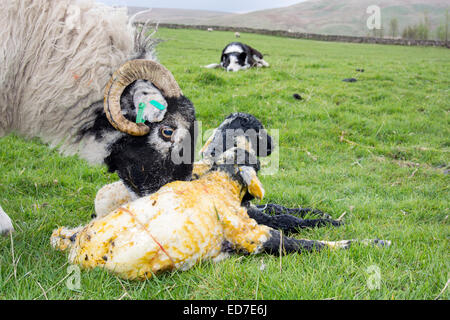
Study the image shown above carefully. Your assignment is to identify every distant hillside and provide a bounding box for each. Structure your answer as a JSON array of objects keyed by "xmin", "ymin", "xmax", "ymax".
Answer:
[
  {"xmin": 130, "ymin": 0, "xmax": 449, "ymax": 37},
  {"xmin": 128, "ymin": 7, "xmax": 233, "ymax": 25}
]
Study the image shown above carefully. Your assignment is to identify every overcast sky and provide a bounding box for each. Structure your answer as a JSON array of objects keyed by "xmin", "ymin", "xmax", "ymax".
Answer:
[{"xmin": 99, "ymin": 0, "xmax": 307, "ymax": 13}]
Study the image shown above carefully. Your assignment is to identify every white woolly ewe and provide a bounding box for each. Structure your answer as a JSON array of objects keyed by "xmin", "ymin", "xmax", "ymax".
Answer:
[{"xmin": 0, "ymin": 0, "xmax": 138, "ymax": 154}]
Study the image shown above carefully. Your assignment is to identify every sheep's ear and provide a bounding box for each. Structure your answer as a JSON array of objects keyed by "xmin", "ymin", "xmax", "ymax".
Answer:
[
  {"xmin": 239, "ymin": 166, "xmax": 265, "ymax": 201},
  {"xmin": 248, "ymin": 175, "xmax": 264, "ymax": 201}
]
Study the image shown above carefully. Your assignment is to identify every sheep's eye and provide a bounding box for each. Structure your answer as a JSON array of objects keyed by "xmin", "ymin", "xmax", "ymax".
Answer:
[{"xmin": 161, "ymin": 126, "xmax": 174, "ymax": 139}]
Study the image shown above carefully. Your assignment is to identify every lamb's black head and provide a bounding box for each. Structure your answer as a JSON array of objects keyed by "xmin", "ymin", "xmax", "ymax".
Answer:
[
  {"xmin": 99, "ymin": 60, "xmax": 196, "ymax": 197},
  {"xmin": 201, "ymin": 112, "xmax": 273, "ymax": 160}
]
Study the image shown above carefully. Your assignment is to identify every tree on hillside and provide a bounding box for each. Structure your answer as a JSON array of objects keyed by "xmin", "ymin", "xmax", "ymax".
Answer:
[
  {"xmin": 420, "ymin": 12, "xmax": 431, "ymax": 40},
  {"xmin": 402, "ymin": 25, "xmax": 418, "ymax": 39},
  {"xmin": 402, "ymin": 13, "xmax": 431, "ymax": 40},
  {"xmin": 371, "ymin": 25, "xmax": 384, "ymax": 38},
  {"xmin": 436, "ymin": 24, "xmax": 446, "ymax": 41},
  {"xmin": 446, "ymin": 9, "xmax": 449, "ymax": 42},
  {"xmin": 389, "ymin": 18, "xmax": 399, "ymax": 38},
  {"xmin": 437, "ymin": 9, "xmax": 450, "ymax": 42},
  {"xmin": 416, "ymin": 22, "xmax": 429, "ymax": 40}
]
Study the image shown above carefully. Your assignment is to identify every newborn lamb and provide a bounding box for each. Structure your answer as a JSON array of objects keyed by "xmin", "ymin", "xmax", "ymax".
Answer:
[{"xmin": 51, "ymin": 148, "xmax": 390, "ymax": 280}]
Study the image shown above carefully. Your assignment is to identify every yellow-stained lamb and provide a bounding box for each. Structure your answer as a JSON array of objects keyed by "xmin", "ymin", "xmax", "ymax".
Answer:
[
  {"xmin": 51, "ymin": 149, "xmax": 272, "ymax": 280},
  {"xmin": 52, "ymin": 148, "xmax": 391, "ymax": 280}
]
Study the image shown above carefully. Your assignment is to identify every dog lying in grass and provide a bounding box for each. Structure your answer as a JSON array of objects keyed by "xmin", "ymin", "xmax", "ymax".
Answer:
[
  {"xmin": 51, "ymin": 146, "xmax": 390, "ymax": 280},
  {"xmin": 204, "ymin": 42, "xmax": 269, "ymax": 72}
]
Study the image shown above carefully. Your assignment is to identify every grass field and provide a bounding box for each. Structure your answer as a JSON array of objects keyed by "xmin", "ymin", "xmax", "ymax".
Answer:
[{"xmin": 0, "ymin": 28, "xmax": 449, "ymax": 300}]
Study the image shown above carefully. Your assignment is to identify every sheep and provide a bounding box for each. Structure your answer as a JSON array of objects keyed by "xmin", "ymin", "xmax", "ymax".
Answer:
[
  {"xmin": 93, "ymin": 112, "xmax": 273, "ymax": 218},
  {"xmin": 0, "ymin": 0, "xmax": 196, "ymax": 235},
  {"xmin": 204, "ymin": 42, "xmax": 270, "ymax": 72},
  {"xmin": 51, "ymin": 147, "xmax": 390, "ymax": 281},
  {"xmin": 93, "ymin": 113, "xmax": 342, "ymax": 233},
  {"xmin": 235, "ymin": 32, "xmax": 241, "ymax": 38},
  {"xmin": 208, "ymin": 28, "xmax": 214, "ymax": 32},
  {"xmin": 0, "ymin": 205, "xmax": 13, "ymax": 235}
]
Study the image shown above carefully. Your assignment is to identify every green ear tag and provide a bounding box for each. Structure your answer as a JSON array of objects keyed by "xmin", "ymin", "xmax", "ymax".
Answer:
[
  {"xmin": 136, "ymin": 102, "xmax": 146, "ymax": 124},
  {"xmin": 150, "ymin": 100, "xmax": 166, "ymax": 111}
]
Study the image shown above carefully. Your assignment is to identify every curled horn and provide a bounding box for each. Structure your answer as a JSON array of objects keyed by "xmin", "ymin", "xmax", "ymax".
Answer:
[{"xmin": 104, "ymin": 59, "xmax": 183, "ymax": 136}]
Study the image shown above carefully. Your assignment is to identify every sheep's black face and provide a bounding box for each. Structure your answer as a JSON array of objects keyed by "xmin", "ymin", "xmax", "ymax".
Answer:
[
  {"xmin": 105, "ymin": 95, "xmax": 196, "ymax": 197},
  {"xmin": 202, "ymin": 112, "xmax": 273, "ymax": 161}
]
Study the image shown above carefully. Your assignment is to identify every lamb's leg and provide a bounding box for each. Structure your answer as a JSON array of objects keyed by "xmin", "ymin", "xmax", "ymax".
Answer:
[
  {"xmin": 94, "ymin": 181, "xmax": 134, "ymax": 219},
  {"xmin": 223, "ymin": 208, "xmax": 390, "ymax": 256},
  {"xmin": 261, "ymin": 230, "xmax": 391, "ymax": 255},
  {"xmin": 0, "ymin": 205, "xmax": 14, "ymax": 235},
  {"xmin": 246, "ymin": 204, "xmax": 341, "ymax": 235},
  {"xmin": 50, "ymin": 226, "xmax": 84, "ymax": 251},
  {"xmin": 256, "ymin": 203, "xmax": 332, "ymax": 219}
]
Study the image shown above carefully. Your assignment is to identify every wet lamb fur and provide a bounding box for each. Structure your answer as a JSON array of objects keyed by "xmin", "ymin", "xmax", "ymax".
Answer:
[{"xmin": 51, "ymin": 148, "xmax": 391, "ymax": 281}]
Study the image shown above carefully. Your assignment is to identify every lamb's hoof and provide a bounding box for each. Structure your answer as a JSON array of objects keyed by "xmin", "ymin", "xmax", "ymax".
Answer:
[
  {"xmin": 310, "ymin": 209, "xmax": 333, "ymax": 220},
  {"xmin": 324, "ymin": 239, "xmax": 392, "ymax": 250},
  {"xmin": 328, "ymin": 219, "xmax": 344, "ymax": 227}
]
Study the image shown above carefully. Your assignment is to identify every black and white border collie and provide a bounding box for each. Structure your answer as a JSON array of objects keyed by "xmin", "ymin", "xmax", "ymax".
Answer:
[{"xmin": 205, "ymin": 42, "xmax": 269, "ymax": 72}]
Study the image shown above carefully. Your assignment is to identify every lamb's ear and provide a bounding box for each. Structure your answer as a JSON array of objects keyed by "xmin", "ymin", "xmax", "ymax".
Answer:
[{"xmin": 239, "ymin": 166, "xmax": 265, "ymax": 201}]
